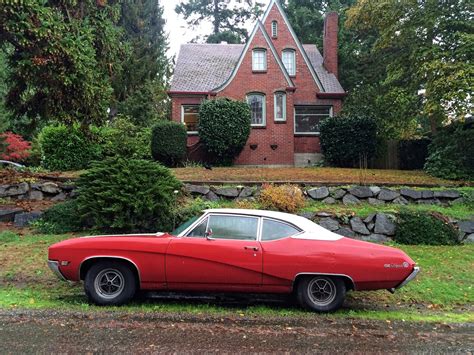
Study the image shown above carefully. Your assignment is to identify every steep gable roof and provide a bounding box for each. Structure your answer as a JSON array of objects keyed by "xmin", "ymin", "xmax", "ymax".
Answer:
[
  {"xmin": 170, "ymin": 43, "xmax": 243, "ymax": 92},
  {"xmin": 169, "ymin": 0, "xmax": 344, "ymax": 94}
]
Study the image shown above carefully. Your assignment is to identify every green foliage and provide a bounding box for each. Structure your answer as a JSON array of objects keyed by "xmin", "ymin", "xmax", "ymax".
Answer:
[
  {"xmin": 102, "ymin": 117, "xmax": 152, "ymax": 160},
  {"xmin": 77, "ymin": 158, "xmax": 182, "ymax": 232},
  {"xmin": 0, "ymin": 1, "xmax": 125, "ymax": 128},
  {"xmin": 394, "ymin": 210, "xmax": 460, "ymax": 246},
  {"xmin": 424, "ymin": 123, "xmax": 474, "ymax": 180},
  {"xmin": 151, "ymin": 121, "xmax": 187, "ymax": 167},
  {"xmin": 172, "ymin": 197, "xmax": 220, "ymax": 231},
  {"xmin": 175, "ymin": 0, "xmax": 263, "ymax": 42},
  {"xmin": 34, "ymin": 200, "xmax": 84, "ymax": 234},
  {"xmin": 113, "ymin": 1, "xmax": 171, "ymax": 124},
  {"xmin": 198, "ymin": 98, "xmax": 251, "ymax": 165},
  {"xmin": 320, "ymin": 114, "xmax": 377, "ymax": 167},
  {"xmin": 38, "ymin": 125, "xmax": 103, "ymax": 171},
  {"xmin": 206, "ymin": 31, "xmax": 241, "ymax": 44},
  {"xmin": 398, "ymin": 139, "xmax": 431, "ymax": 170},
  {"xmin": 346, "ymin": 1, "xmax": 473, "ymax": 134}
]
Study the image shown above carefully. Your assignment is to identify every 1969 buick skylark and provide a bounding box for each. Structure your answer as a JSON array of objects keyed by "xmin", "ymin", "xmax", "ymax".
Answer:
[{"xmin": 48, "ymin": 209, "xmax": 420, "ymax": 312}]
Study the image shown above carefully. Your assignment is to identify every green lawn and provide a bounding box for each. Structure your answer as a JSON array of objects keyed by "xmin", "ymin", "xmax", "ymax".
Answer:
[{"xmin": 0, "ymin": 233, "xmax": 473, "ymax": 323}]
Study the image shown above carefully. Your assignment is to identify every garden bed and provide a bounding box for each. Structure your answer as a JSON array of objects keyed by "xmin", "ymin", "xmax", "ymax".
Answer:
[{"xmin": 173, "ymin": 167, "xmax": 471, "ymax": 187}]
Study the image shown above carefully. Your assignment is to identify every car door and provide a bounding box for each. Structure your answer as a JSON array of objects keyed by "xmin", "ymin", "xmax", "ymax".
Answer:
[{"xmin": 166, "ymin": 213, "xmax": 262, "ymax": 288}]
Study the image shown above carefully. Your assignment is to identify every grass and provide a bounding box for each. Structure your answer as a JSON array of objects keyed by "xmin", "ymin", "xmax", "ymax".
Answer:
[
  {"xmin": 172, "ymin": 167, "xmax": 470, "ymax": 186},
  {"xmin": 0, "ymin": 233, "xmax": 473, "ymax": 323}
]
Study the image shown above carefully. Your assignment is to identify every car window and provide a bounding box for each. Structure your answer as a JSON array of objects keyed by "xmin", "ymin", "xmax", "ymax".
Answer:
[
  {"xmin": 172, "ymin": 216, "xmax": 200, "ymax": 235},
  {"xmin": 261, "ymin": 219, "xmax": 300, "ymax": 241},
  {"xmin": 207, "ymin": 215, "xmax": 258, "ymax": 241},
  {"xmin": 186, "ymin": 217, "xmax": 208, "ymax": 238}
]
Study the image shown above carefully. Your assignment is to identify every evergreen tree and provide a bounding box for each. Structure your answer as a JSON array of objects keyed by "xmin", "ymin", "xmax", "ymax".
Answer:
[
  {"xmin": 0, "ymin": 1, "xmax": 125, "ymax": 130},
  {"xmin": 176, "ymin": 0, "xmax": 264, "ymax": 43},
  {"xmin": 113, "ymin": 0, "xmax": 172, "ymax": 125}
]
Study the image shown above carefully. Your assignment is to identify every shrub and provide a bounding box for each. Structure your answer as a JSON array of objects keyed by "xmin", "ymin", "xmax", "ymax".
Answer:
[
  {"xmin": 320, "ymin": 115, "xmax": 377, "ymax": 167},
  {"xmin": 102, "ymin": 117, "xmax": 152, "ymax": 160},
  {"xmin": 38, "ymin": 124, "xmax": 103, "ymax": 171},
  {"xmin": 424, "ymin": 123, "xmax": 474, "ymax": 180},
  {"xmin": 77, "ymin": 157, "xmax": 182, "ymax": 232},
  {"xmin": 398, "ymin": 138, "xmax": 431, "ymax": 170},
  {"xmin": 0, "ymin": 132, "xmax": 31, "ymax": 162},
  {"xmin": 151, "ymin": 120, "xmax": 187, "ymax": 167},
  {"xmin": 34, "ymin": 200, "xmax": 84, "ymax": 234},
  {"xmin": 394, "ymin": 210, "xmax": 459, "ymax": 245},
  {"xmin": 198, "ymin": 98, "xmax": 251, "ymax": 165},
  {"xmin": 258, "ymin": 184, "xmax": 305, "ymax": 213}
]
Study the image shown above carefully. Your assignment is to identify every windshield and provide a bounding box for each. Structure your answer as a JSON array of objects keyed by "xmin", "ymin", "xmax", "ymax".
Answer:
[{"xmin": 171, "ymin": 216, "xmax": 200, "ymax": 236}]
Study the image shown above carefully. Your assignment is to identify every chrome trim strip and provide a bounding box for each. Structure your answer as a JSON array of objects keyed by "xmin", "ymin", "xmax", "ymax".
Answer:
[
  {"xmin": 294, "ymin": 272, "xmax": 356, "ymax": 290},
  {"xmin": 78, "ymin": 256, "xmax": 141, "ymax": 283},
  {"xmin": 47, "ymin": 260, "xmax": 67, "ymax": 281},
  {"xmin": 395, "ymin": 266, "xmax": 420, "ymax": 290}
]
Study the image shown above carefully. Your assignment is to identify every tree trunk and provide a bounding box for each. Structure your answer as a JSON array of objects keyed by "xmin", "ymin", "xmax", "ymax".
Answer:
[{"xmin": 213, "ymin": 0, "xmax": 220, "ymax": 35}]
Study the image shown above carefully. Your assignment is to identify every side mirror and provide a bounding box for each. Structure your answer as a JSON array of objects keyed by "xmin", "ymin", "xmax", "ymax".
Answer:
[{"xmin": 205, "ymin": 228, "xmax": 214, "ymax": 240}]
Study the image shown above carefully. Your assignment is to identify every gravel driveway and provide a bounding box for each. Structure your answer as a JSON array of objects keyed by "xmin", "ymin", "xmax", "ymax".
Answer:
[{"xmin": 0, "ymin": 309, "xmax": 472, "ymax": 353}]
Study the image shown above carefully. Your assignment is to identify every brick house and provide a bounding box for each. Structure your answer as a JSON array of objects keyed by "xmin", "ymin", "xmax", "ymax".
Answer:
[{"xmin": 168, "ymin": 0, "xmax": 345, "ymax": 166}]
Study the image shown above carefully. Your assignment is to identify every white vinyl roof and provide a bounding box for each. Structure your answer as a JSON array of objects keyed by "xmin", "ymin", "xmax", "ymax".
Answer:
[{"xmin": 204, "ymin": 209, "xmax": 342, "ymax": 241}]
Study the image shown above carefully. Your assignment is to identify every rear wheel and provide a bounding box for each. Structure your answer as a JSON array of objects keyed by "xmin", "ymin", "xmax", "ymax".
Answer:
[
  {"xmin": 84, "ymin": 261, "xmax": 136, "ymax": 305},
  {"xmin": 296, "ymin": 275, "xmax": 346, "ymax": 312}
]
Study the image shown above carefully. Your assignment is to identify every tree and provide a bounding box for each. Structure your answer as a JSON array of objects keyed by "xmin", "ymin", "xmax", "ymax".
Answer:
[
  {"xmin": 113, "ymin": 0, "xmax": 172, "ymax": 125},
  {"xmin": 175, "ymin": 0, "xmax": 264, "ymax": 43},
  {"xmin": 346, "ymin": 0, "xmax": 473, "ymax": 134},
  {"xmin": 0, "ymin": 1, "xmax": 125, "ymax": 129}
]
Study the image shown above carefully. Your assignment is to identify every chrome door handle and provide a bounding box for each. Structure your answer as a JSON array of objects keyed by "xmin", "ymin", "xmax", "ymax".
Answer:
[{"xmin": 244, "ymin": 246, "xmax": 259, "ymax": 251}]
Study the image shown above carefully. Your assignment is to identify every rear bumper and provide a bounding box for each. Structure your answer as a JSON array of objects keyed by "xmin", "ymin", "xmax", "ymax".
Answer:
[
  {"xmin": 388, "ymin": 266, "xmax": 420, "ymax": 293},
  {"xmin": 47, "ymin": 260, "xmax": 67, "ymax": 281}
]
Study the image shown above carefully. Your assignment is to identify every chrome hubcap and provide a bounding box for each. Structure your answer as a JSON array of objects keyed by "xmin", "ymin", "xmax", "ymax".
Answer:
[
  {"xmin": 94, "ymin": 268, "xmax": 125, "ymax": 299},
  {"xmin": 307, "ymin": 278, "xmax": 336, "ymax": 306}
]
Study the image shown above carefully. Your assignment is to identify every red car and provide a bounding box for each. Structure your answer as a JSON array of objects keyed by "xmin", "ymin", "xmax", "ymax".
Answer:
[{"xmin": 48, "ymin": 209, "xmax": 419, "ymax": 312}]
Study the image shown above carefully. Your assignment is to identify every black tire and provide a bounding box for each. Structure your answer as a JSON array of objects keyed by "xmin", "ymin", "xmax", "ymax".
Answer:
[
  {"xmin": 296, "ymin": 275, "xmax": 346, "ymax": 312},
  {"xmin": 84, "ymin": 260, "xmax": 136, "ymax": 306}
]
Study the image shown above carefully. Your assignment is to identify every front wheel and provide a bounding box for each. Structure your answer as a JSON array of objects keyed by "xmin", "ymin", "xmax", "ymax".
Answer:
[
  {"xmin": 84, "ymin": 261, "xmax": 136, "ymax": 306},
  {"xmin": 296, "ymin": 276, "xmax": 346, "ymax": 312}
]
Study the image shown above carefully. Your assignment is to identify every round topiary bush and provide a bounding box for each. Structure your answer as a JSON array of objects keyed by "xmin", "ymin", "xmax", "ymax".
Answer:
[
  {"xmin": 38, "ymin": 124, "xmax": 103, "ymax": 171},
  {"xmin": 198, "ymin": 98, "xmax": 251, "ymax": 165},
  {"xmin": 394, "ymin": 210, "xmax": 460, "ymax": 245},
  {"xmin": 151, "ymin": 120, "xmax": 187, "ymax": 167},
  {"xmin": 77, "ymin": 157, "xmax": 182, "ymax": 232},
  {"xmin": 320, "ymin": 114, "xmax": 377, "ymax": 167}
]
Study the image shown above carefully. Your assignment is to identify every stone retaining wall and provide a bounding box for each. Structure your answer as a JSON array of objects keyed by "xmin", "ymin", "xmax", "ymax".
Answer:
[{"xmin": 185, "ymin": 183, "xmax": 468, "ymax": 206}]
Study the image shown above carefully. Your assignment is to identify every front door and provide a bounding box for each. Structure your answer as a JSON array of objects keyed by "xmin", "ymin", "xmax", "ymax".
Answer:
[{"xmin": 166, "ymin": 214, "xmax": 262, "ymax": 287}]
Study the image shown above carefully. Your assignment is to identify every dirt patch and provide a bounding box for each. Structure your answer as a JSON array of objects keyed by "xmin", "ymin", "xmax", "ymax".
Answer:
[{"xmin": 0, "ymin": 309, "xmax": 472, "ymax": 353}]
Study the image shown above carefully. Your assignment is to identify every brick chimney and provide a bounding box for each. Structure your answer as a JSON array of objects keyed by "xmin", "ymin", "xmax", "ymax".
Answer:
[{"xmin": 323, "ymin": 12, "xmax": 338, "ymax": 78}]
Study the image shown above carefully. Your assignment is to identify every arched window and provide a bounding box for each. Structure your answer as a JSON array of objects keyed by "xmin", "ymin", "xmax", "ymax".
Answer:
[
  {"xmin": 274, "ymin": 92, "xmax": 286, "ymax": 121},
  {"xmin": 282, "ymin": 49, "xmax": 296, "ymax": 76},
  {"xmin": 271, "ymin": 21, "xmax": 278, "ymax": 38},
  {"xmin": 246, "ymin": 93, "xmax": 266, "ymax": 126},
  {"xmin": 252, "ymin": 49, "xmax": 267, "ymax": 71}
]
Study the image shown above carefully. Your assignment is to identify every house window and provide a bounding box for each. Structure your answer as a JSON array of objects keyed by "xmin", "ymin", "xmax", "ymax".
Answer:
[
  {"xmin": 271, "ymin": 21, "xmax": 278, "ymax": 38},
  {"xmin": 246, "ymin": 93, "xmax": 266, "ymax": 126},
  {"xmin": 252, "ymin": 49, "xmax": 267, "ymax": 71},
  {"xmin": 282, "ymin": 49, "xmax": 296, "ymax": 76},
  {"xmin": 294, "ymin": 106, "xmax": 332, "ymax": 135},
  {"xmin": 274, "ymin": 92, "xmax": 286, "ymax": 121},
  {"xmin": 181, "ymin": 105, "xmax": 200, "ymax": 133}
]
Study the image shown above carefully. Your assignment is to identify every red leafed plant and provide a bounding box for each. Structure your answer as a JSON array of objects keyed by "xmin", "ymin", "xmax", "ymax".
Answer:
[{"xmin": 0, "ymin": 132, "xmax": 32, "ymax": 162}]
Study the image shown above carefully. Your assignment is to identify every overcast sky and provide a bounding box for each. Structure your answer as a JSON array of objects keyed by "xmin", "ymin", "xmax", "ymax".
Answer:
[{"xmin": 163, "ymin": 0, "xmax": 271, "ymax": 59}]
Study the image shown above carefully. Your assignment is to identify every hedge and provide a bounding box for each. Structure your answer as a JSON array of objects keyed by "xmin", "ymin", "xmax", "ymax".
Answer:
[{"xmin": 151, "ymin": 120, "xmax": 187, "ymax": 167}]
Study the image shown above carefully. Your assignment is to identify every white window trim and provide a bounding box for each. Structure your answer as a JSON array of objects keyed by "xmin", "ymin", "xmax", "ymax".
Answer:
[
  {"xmin": 293, "ymin": 106, "xmax": 333, "ymax": 136},
  {"xmin": 274, "ymin": 92, "xmax": 286, "ymax": 122},
  {"xmin": 271, "ymin": 21, "xmax": 278, "ymax": 37},
  {"xmin": 246, "ymin": 93, "xmax": 266, "ymax": 127},
  {"xmin": 181, "ymin": 104, "xmax": 199, "ymax": 135},
  {"xmin": 282, "ymin": 49, "xmax": 296, "ymax": 76},
  {"xmin": 252, "ymin": 49, "xmax": 267, "ymax": 71}
]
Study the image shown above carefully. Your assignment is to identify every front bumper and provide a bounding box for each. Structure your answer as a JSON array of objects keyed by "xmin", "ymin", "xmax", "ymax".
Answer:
[
  {"xmin": 47, "ymin": 260, "xmax": 67, "ymax": 281},
  {"xmin": 388, "ymin": 266, "xmax": 420, "ymax": 293}
]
